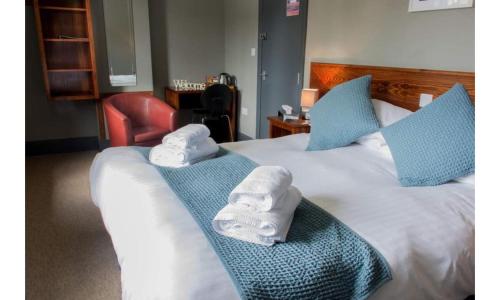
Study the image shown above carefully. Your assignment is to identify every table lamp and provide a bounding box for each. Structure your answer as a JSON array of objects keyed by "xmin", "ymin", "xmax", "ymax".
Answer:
[{"xmin": 301, "ymin": 88, "xmax": 319, "ymax": 120}]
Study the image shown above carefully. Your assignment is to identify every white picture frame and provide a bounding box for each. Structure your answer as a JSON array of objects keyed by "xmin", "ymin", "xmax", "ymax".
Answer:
[{"xmin": 409, "ymin": 0, "xmax": 474, "ymax": 12}]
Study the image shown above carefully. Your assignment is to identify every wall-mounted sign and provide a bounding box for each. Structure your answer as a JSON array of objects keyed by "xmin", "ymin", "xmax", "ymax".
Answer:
[
  {"xmin": 409, "ymin": 0, "xmax": 474, "ymax": 12},
  {"xmin": 286, "ymin": 0, "xmax": 300, "ymax": 16}
]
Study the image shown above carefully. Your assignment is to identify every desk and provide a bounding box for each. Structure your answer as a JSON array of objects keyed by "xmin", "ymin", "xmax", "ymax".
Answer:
[{"xmin": 165, "ymin": 87, "xmax": 238, "ymax": 142}]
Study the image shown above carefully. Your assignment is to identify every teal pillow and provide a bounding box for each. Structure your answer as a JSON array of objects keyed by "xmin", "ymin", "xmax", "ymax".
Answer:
[
  {"xmin": 306, "ymin": 75, "xmax": 380, "ymax": 150},
  {"xmin": 381, "ymin": 84, "xmax": 475, "ymax": 186}
]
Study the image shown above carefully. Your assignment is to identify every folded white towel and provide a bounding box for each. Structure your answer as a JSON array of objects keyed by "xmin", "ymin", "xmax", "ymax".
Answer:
[
  {"xmin": 150, "ymin": 152, "xmax": 217, "ymax": 168},
  {"xmin": 213, "ymin": 186, "xmax": 302, "ymax": 246},
  {"xmin": 162, "ymin": 124, "xmax": 210, "ymax": 148},
  {"xmin": 228, "ymin": 166, "xmax": 293, "ymax": 212},
  {"xmin": 150, "ymin": 137, "xmax": 218, "ymax": 163},
  {"xmin": 149, "ymin": 138, "xmax": 218, "ymax": 168}
]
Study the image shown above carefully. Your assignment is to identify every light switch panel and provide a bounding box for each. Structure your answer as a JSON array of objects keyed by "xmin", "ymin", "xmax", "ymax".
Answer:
[
  {"xmin": 250, "ymin": 48, "xmax": 256, "ymax": 57},
  {"xmin": 241, "ymin": 107, "xmax": 248, "ymax": 116},
  {"xmin": 419, "ymin": 93, "xmax": 433, "ymax": 107}
]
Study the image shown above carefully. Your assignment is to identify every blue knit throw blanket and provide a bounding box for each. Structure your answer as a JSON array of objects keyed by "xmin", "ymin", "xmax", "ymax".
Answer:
[{"xmin": 134, "ymin": 147, "xmax": 391, "ymax": 300}]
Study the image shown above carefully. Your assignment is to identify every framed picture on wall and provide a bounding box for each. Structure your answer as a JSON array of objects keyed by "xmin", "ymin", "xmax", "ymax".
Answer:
[
  {"xmin": 286, "ymin": 0, "xmax": 300, "ymax": 16},
  {"xmin": 409, "ymin": 0, "xmax": 474, "ymax": 12}
]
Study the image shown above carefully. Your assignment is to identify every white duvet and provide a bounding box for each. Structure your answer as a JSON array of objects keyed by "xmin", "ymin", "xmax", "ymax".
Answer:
[{"xmin": 89, "ymin": 134, "xmax": 474, "ymax": 300}]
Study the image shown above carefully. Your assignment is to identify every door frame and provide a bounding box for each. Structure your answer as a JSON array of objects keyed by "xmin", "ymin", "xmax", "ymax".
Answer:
[{"xmin": 256, "ymin": 0, "xmax": 309, "ymax": 139}]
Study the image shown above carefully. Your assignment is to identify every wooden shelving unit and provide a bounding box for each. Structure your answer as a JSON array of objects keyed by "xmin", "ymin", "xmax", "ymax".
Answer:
[{"xmin": 33, "ymin": 0, "xmax": 99, "ymax": 101}]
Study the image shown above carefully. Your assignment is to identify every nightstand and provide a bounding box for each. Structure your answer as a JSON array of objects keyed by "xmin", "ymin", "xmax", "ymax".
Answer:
[{"xmin": 267, "ymin": 116, "xmax": 310, "ymax": 138}]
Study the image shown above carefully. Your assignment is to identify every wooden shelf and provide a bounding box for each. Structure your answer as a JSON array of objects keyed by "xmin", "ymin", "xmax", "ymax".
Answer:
[
  {"xmin": 40, "ymin": 9, "xmax": 88, "ymax": 39},
  {"xmin": 44, "ymin": 42, "xmax": 91, "ymax": 69},
  {"xmin": 47, "ymin": 68, "xmax": 93, "ymax": 72},
  {"xmin": 51, "ymin": 94, "xmax": 96, "ymax": 101},
  {"xmin": 44, "ymin": 38, "xmax": 89, "ymax": 42},
  {"xmin": 39, "ymin": 0, "xmax": 86, "ymax": 9},
  {"xmin": 39, "ymin": 6, "xmax": 86, "ymax": 12},
  {"xmin": 34, "ymin": 0, "xmax": 99, "ymax": 101}
]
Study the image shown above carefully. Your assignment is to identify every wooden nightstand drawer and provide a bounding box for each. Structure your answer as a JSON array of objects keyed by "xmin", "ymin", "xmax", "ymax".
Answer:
[{"xmin": 267, "ymin": 116, "xmax": 310, "ymax": 138}]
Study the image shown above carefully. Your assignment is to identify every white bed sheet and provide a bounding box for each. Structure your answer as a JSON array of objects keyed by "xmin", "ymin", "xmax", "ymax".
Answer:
[{"xmin": 90, "ymin": 134, "xmax": 475, "ymax": 300}]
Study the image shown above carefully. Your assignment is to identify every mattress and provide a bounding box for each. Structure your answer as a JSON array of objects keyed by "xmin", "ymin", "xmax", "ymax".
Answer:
[{"xmin": 89, "ymin": 133, "xmax": 475, "ymax": 300}]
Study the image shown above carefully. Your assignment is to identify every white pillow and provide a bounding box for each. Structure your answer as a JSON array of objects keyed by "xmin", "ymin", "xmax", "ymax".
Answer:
[
  {"xmin": 356, "ymin": 131, "xmax": 386, "ymax": 150},
  {"xmin": 454, "ymin": 174, "xmax": 475, "ymax": 185},
  {"xmin": 357, "ymin": 133, "xmax": 393, "ymax": 160},
  {"xmin": 356, "ymin": 99, "xmax": 474, "ymax": 186},
  {"xmin": 372, "ymin": 99, "xmax": 413, "ymax": 127},
  {"xmin": 357, "ymin": 99, "xmax": 412, "ymax": 148}
]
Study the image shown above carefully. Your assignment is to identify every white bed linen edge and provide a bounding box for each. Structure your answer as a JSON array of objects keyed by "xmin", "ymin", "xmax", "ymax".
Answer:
[{"xmin": 90, "ymin": 133, "xmax": 474, "ymax": 300}]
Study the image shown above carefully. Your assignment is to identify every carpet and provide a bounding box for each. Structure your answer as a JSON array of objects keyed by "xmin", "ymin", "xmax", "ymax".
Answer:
[{"xmin": 26, "ymin": 151, "xmax": 121, "ymax": 300}]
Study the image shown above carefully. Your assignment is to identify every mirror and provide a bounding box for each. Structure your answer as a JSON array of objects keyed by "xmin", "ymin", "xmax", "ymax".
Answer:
[{"xmin": 102, "ymin": 0, "xmax": 137, "ymax": 86}]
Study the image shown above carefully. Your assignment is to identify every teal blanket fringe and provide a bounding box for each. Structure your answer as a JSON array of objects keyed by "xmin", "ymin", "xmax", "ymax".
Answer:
[{"xmin": 133, "ymin": 147, "xmax": 391, "ymax": 300}]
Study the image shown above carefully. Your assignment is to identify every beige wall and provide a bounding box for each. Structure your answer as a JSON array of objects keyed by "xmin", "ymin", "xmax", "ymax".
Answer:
[
  {"xmin": 224, "ymin": 0, "xmax": 259, "ymax": 138},
  {"xmin": 221, "ymin": 0, "xmax": 475, "ymax": 137},
  {"xmin": 304, "ymin": 0, "xmax": 475, "ymax": 87}
]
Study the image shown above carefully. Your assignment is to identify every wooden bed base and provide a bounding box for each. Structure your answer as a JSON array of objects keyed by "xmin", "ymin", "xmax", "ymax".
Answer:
[{"xmin": 309, "ymin": 62, "xmax": 475, "ymax": 111}]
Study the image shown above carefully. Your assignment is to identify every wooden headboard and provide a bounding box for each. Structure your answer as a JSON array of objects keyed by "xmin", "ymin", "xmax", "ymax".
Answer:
[{"xmin": 309, "ymin": 62, "xmax": 475, "ymax": 111}]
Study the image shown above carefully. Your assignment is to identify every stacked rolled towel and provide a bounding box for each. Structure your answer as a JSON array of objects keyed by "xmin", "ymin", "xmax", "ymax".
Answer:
[
  {"xmin": 149, "ymin": 124, "xmax": 219, "ymax": 168},
  {"xmin": 161, "ymin": 123, "xmax": 211, "ymax": 148},
  {"xmin": 212, "ymin": 166, "xmax": 302, "ymax": 246}
]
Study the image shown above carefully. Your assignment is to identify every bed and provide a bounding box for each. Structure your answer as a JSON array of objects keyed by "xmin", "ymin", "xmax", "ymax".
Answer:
[{"xmin": 90, "ymin": 63, "xmax": 475, "ymax": 300}]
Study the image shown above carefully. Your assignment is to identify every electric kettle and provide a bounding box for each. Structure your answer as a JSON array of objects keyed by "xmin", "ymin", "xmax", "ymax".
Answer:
[{"xmin": 218, "ymin": 73, "xmax": 234, "ymax": 86}]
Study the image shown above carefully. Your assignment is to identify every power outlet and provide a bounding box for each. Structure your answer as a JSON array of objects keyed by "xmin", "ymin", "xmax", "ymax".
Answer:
[
  {"xmin": 419, "ymin": 93, "xmax": 433, "ymax": 107},
  {"xmin": 241, "ymin": 107, "xmax": 248, "ymax": 116}
]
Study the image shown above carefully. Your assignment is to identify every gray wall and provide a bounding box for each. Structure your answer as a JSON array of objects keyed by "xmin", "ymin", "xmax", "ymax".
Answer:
[
  {"xmin": 149, "ymin": 0, "xmax": 226, "ymax": 98},
  {"xmin": 27, "ymin": 0, "xmax": 475, "ymax": 141},
  {"xmin": 26, "ymin": 7, "xmax": 98, "ymax": 142},
  {"xmin": 26, "ymin": 0, "xmax": 153, "ymax": 142},
  {"xmin": 224, "ymin": 0, "xmax": 259, "ymax": 138},
  {"xmin": 304, "ymin": 0, "xmax": 475, "ymax": 87},
  {"xmin": 149, "ymin": 0, "xmax": 258, "ymax": 138}
]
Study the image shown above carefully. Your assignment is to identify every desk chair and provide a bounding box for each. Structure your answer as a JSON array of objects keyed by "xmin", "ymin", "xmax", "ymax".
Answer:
[{"xmin": 193, "ymin": 84, "xmax": 233, "ymax": 143}]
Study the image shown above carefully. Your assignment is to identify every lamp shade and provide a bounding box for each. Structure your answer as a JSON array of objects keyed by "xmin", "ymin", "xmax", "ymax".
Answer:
[{"xmin": 301, "ymin": 88, "xmax": 319, "ymax": 107}]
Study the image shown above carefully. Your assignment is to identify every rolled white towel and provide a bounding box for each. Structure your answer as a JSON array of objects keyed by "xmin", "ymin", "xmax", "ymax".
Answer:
[
  {"xmin": 213, "ymin": 186, "xmax": 302, "ymax": 246},
  {"xmin": 162, "ymin": 124, "xmax": 210, "ymax": 148},
  {"xmin": 228, "ymin": 166, "xmax": 293, "ymax": 212},
  {"xmin": 149, "ymin": 138, "xmax": 219, "ymax": 168}
]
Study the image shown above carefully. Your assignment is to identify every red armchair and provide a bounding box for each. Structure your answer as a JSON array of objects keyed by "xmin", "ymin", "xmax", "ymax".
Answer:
[{"xmin": 103, "ymin": 93, "xmax": 177, "ymax": 147}]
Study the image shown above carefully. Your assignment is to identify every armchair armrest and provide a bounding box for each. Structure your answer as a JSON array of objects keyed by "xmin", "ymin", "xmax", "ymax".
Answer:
[
  {"xmin": 148, "ymin": 98, "xmax": 178, "ymax": 132},
  {"xmin": 103, "ymin": 101, "xmax": 133, "ymax": 146}
]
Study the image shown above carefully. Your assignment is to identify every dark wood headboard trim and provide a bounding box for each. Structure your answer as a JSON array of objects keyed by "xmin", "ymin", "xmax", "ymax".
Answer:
[{"xmin": 309, "ymin": 62, "xmax": 475, "ymax": 111}]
